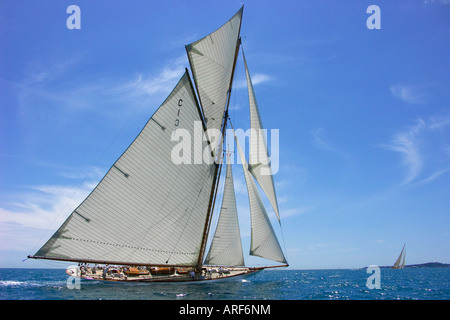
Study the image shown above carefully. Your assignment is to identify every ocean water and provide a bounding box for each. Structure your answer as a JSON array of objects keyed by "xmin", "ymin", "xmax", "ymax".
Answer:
[{"xmin": 1, "ymin": 268, "xmax": 449, "ymax": 300}]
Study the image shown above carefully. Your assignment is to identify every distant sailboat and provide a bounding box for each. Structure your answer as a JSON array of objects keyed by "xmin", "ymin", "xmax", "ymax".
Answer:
[
  {"xmin": 28, "ymin": 6, "xmax": 288, "ymax": 283},
  {"xmin": 392, "ymin": 244, "xmax": 406, "ymax": 269}
]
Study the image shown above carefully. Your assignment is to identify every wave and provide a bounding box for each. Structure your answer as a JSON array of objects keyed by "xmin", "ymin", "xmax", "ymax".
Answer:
[
  {"xmin": 0, "ymin": 280, "xmax": 25, "ymax": 287},
  {"xmin": 0, "ymin": 279, "xmax": 64, "ymax": 288}
]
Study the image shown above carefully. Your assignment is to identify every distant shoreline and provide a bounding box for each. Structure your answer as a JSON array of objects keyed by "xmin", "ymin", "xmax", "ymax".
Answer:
[{"xmin": 378, "ymin": 262, "xmax": 450, "ymax": 269}]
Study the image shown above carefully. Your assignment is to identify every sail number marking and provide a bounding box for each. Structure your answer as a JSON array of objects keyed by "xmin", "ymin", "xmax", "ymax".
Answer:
[{"xmin": 175, "ymin": 99, "xmax": 183, "ymax": 126}]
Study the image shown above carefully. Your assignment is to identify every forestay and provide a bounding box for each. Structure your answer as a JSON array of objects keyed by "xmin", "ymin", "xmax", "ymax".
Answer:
[{"xmin": 33, "ymin": 71, "xmax": 215, "ymax": 267}]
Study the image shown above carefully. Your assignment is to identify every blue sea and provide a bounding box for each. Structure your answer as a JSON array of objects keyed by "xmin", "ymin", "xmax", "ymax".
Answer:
[{"xmin": 1, "ymin": 267, "xmax": 449, "ymax": 300}]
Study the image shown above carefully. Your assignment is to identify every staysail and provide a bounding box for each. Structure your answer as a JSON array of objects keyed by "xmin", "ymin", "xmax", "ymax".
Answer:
[
  {"xmin": 204, "ymin": 155, "xmax": 244, "ymax": 266},
  {"xmin": 32, "ymin": 71, "xmax": 215, "ymax": 267},
  {"xmin": 235, "ymin": 132, "xmax": 287, "ymax": 264},
  {"xmin": 186, "ymin": 7, "xmax": 243, "ymax": 137},
  {"xmin": 242, "ymin": 50, "xmax": 280, "ymax": 222}
]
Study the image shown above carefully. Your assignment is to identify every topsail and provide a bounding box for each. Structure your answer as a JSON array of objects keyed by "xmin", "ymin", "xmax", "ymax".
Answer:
[{"xmin": 186, "ymin": 7, "xmax": 243, "ymax": 136}]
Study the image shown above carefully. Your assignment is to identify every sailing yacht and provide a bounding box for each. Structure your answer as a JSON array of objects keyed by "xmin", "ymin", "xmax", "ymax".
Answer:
[
  {"xmin": 392, "ymin": 244, "xmax": 406, "ymax": 269},
  {"xmin": 28, "ymin": 6, "xmax": 288, "ymax": 283}
]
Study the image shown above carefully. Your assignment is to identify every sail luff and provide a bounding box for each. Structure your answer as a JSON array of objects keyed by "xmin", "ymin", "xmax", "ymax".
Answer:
[{"xmin": 242, "ymin": 48, "xmax": 280, "ymax": 222}]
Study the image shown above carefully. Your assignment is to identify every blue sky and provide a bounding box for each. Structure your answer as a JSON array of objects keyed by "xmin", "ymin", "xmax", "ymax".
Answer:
[{"xmin": 1, "ymin": 0, "xmax": 449, "ymax": 269}]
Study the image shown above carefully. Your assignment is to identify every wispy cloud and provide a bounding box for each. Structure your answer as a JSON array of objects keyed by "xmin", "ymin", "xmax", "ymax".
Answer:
[
  {"xmin": 16, "ymin": 54, "xmax": 187, "ymax": 119},
  {"xmin": 423, "ymin": 0, "xmax": 450, "ymax": 4},
  {"xmin": 311, "ymin": 127, "xmax": 337, "ymax": 152},
  {"xmin": 383, "ymin": 119, "xmax": 425, "ymax": 185},
  {"xmin": 11, "ymin": 53, "xmax": 189, "ymax": 152},
  {"xmin": 120, "ymin": 55, "xmax": 187, "ymax": 97},
  {"xmin": 389, "ymin": 84, "xmax": 427, "ymax": 104},
  {"xmin": 429, "ymin": 113, "xmax": 450, "ymax": 130},
  {"xmin": 383, "ymin": 114, "xmax": 450, "ymax": 185},
  {"xmin": 0, "ymin": 182, "xmax": 94, "ymax": 251},
  {"xmin": 235, "ymin": 73, "xmax": 273, "ymax": 89},
  {"xmin": 417, "ymin": 167, "xmax": 450, "ymax": 184},
  {"xmin": 281, "ymin": 206, "xmax": 314, "ymax": 218},
  {"xmin": 0, "ymin": 182, "xmax": 94, "ymax": 230}
]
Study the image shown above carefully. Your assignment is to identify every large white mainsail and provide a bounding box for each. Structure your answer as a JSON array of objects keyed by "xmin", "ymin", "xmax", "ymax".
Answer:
[
  {"xmin": 186, "ymin": 7, "xmax": 243, "ymax": 137},
  {"xmin": 204, "ymin": 155, "xmax": 244, "ymax": 266},
  {"xmin": 235, "ymin": 132, "xmax": 287, "ymax": 264},
  {"xmin": 242, "ymin": 50, "xmax": 280, "ymax": 222},
  {"xmin": 33, "ymin": 71, "xmax": 215, "ymax": 267}
]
